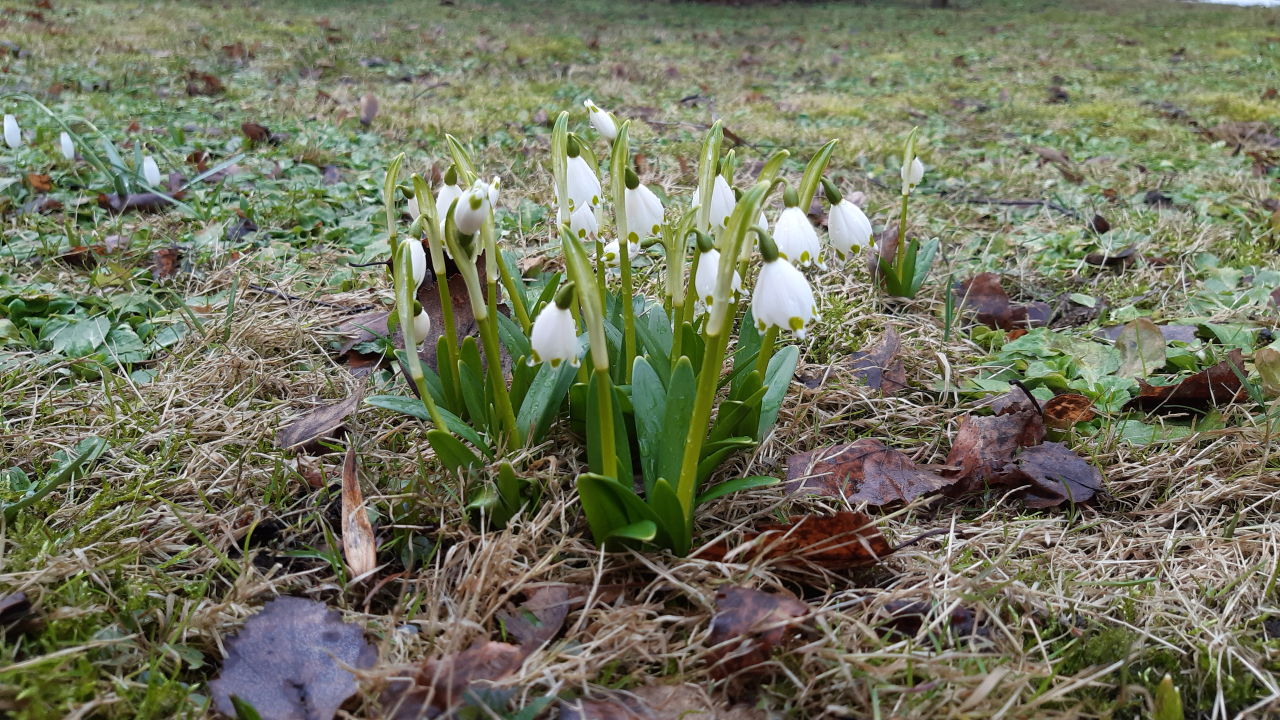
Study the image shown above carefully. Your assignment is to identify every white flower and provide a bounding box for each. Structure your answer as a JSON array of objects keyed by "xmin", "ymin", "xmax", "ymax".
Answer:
[
  {"xmin": 601, "ymin": 239, "xmax": 640, "ymax": 266},
  {"xmin": 529, "ymin": 303, "xmax": 578, "ymax": 368},
  {"xmin": 566, "ymin": 155, "xmax": 600, "ymax": 212},
  {"xmin": 624, "ymin": 182, "xmax": 664, "ymax": 240},
  {"xmin": 407, "ymin": 197, "xmax": 420, "ymax": 219},
  {"xmin": 60, "ymin": 132, "xmax": 74, "ymax": 160},
  {"xmin": 142, "ymin": 156, "xmax": 161, "ymax": 187},
  {"xmin": 487, "ymin": 175, "xmax": 500, "ymax": 208},
  {"xmin": 454, "ymin": 180, "xmax": 491, "ymax": 236},
  {"xmin": 584, "ymin": 99, "xmax": 617, "ymax": 141},
  {"xmin": 409, "ymin": 239, "xmax": 427, "ymax": 290},
  {"xmin": 570, "ymin": 205, "xmax": 598, "ymax": 241},
  {"xmin": 412, "ymin": 308, "xmax": 432, "ymax": 347},
  {"xmin": 693, "ymin": 248, "xmax": 741, "ymax": 314},
  {"xmin": 828, "ymin": 199, "xmax": 874, "ymax": 261},
  {"xmin": 752, "ymin": 258, "xmax": 817, "ymax": 340},
  {"xmin": 775, "ymin": 206, "xmax": 820, "ymax": 267},
  {"xmin": 436, "ymin": 180, "xmax": 463, "ymax": 227},
  {"xmin": 901, "ymin": 157, "xmax": 924, "ymax": 194},
  {"xmin": 693, "ymin": 175, "xmax": 736, "ymax": 229},
  {"xmin": 3, "ymin": 115, "xmax": 19, "ymax": 150}
]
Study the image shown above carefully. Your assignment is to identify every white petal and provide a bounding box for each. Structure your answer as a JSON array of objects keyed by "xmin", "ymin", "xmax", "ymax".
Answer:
[
  {"xmin": 3, "ymin": 115, "xmax": 19, "ymax": 150},
  {"xmin": 774, "ymin": 207, "xmax": 820, "ymax": 267},
  {"xmin": 530, "ymin": 304, "xmax": 579, "ymax": 366},
  {"xmin": 454, "ymin": 181, "xmax": 490, "ymax": 235},
  {"xmin": 584, "ymin": 99, "xmax": 617, "ymax": 140},
  {"xmin": 413, "ymin": 309, "xmax": 432, "ymax": 344},
  {"xmin": 624, "ymin": 183, "xmax": 664, "ymax": 240},
  {"xmin": 828, "ymin": 200, "xmax": 873, "ymax": 260},
  {"xmin": 409, "ymin": 239, "xmax": 427, "ymax": 289},
  {"xmin": 693, "ymin": 249, "xmax": 741, "ymax": 315},
  {"xmin": 142, "ymin": 156, "xmax": 161, "ymax": 187},
  {"xmin": 566, "ymin": 156, "xmax": 601, "ymax": 212},
  {"xmin": 751, "ymin": 259, "xmax": 816, "ymax": 338},
  {"xmin": 570, "ymin": 205, "xmax": 598, "ymax": 241},
  {"xmin": 436, "ymin": 183, "xmax": 463, "ymax": 226},
  {"xmin": 407, "ymin": 197, "xmax": 420, "ymax": 219},
  {"xmin": 60, "ymin": 132, "xmax": 74, "ymax": 160},
  {"xmin": 710, "ymin": 175, "xmax": 735, "ymax": 229}
]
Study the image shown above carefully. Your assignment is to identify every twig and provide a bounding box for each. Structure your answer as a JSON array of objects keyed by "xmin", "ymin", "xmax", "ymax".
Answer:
[{"xmin": 247, "ymin": 283, "xmax": 375, "ymax": 313}]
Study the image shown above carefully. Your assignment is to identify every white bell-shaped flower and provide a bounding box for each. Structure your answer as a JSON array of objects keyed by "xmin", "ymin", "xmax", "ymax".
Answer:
[
  {"xmin": 409, "ymin": 239, "xmax": 427, "ymax": 290},
  {"xmin": 60, "ymin": 132, "xmax": 74, "ymax": 160},
  {"xmin": 570, "ymin": 205, "xmax": 598, "ymax": 242},
  {"xmin": 566, "ymin": 155, "xmax": 600, "ymax": 212},
  {"xmin": 407, "ymin": 197, "xmax": 420, "ymax": 219},
  {"xmin": 692, "ymin": 175, "xmax": 736, "ymax": 230},
  {"xmin": 436, "ymin": 166, "xmax": 463, "ymax": 229},
  {"xmin": 693, "ymin": 248, "xmax": 741, "ymax": 315},
  {"xmin": 601, "ymin": 239, "xmax": 640, "ymax": 267},
  {"xmin": 454, "ymin": 179, "xmax": 491, "ymax": 236},
  {"xmin": 774, "ymin": 185, "xmax": 820, "ymax": 267},
  {"xmin": 823, "ymin": 179, "xmax": 873, "ymax": 261},
  {"xmin": 412, "ymin": 307, "xmax": 432, "ymax": 347},
  {"xmin": 142, "ymin": 156, "xmax": 161, "ymax": 187},
  {"xmin": 623, "ymin": 169, "xmax": 663, "ymax": 240},
  {"xmin": 901, "ymin": 157, "xmax": 924, "ymax": 194},
  {"xmin": 584, "ymin": 99, "xmax": 617, "ymax": 141},
  {"xmin": 3, "ymin": 115, "xmax": 19, "ymax": 150},
  {"xmin": 530, "ymin": 283, "xmax": 580, "ymax": 368},
  {"xmin": 752, "ymin": 256, "xmax": 817, "ymax": 340},
  {"xmin": 486, "ymin": 175, "xmax": 500, "ymax": 208}
]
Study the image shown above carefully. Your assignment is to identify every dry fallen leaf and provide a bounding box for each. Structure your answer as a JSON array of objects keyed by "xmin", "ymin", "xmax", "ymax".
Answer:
[
  {"xmin": 98, "ymin": 193, "xmax": 177, "ymax": 214},
  {"xmin": 1126, "ymin": 349, "xmax": 1247, "ymax": 413},
  {"xmin": 360, "ymin": 93, "xmax": 379, "ymax": 126},
  {"xmin": 1256, "ymin": 347, "xmax": 1280, "ymax": 397},
  {"xmin": 699, "ymin": 512, "xmax": 894, "ymax": 570},
  {"xmin": 276, "ymin": 393, "xmax": 363, "ymax": 452},
  {"xmin": 1000, "ymin": 441, "xmax": 1104, "ymax": 507},
  {"xmin": 942, "ymin": 386, "xmax": 1045, "ymax": 496},
  {"xmin": 150, "ymin": 247, "xmax": 182, "ymax": 281},
  {"xmin": 1042, "ymin": 393, "xmax": 1096, "ymax": 429},
  {"xmin": 849, "ymin": 329, "xmax": 907, "ymax": 395},
  {"xmin": 955, "ymin": 273, "xmax": 1051, "ymax": 331},
  {"xmin": 494, "ymin": 585, "xmax": 570, "ymax": 648},
  {"xmin": 707, "ymin": 586, "xmax": 811, "ymax": 678},
  {"xmin": 1115, "ymin": 318, "xmax": 1167, "ymax": 378},
  {"xmin": 1084, "ymin": 245, "xmax": 1138, "ymax": 267},
  {"xmin": 784, "ymin": 438, "xmax": 952, "ymax": 506},
  {"xmin": 561, "ymin": 683, "xmax": 760, "ymax": 720},
  {"xmin": 26, "ymin": 173, "xmax": 52, "ymax": 193},
  {"xmin": 341, "ymin": 445, "xmax": 376, "ymax": 579},
  {"xmin": 241, "ymin": 122, "xmax": 270, "ymax": 144},
  {"xmin": 209, "ymin": 596, "xmax": 377, "ymax": 720},
  {"xmin": 875, "ymin": 599, "xmax": 986, "ymax": 642}
]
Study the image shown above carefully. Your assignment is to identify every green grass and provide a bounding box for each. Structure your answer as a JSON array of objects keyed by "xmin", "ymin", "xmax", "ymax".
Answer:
[{"xmin": 3, "ymin": 0, "xmax": 1280, "ymax": 717}]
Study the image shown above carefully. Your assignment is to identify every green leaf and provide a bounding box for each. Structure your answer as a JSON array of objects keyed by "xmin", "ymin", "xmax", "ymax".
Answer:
[
  {"xmin": 510, "ymin": 354, "xmax": 534, "ymax": 413},
  {"xmin": 516, "ymin": 360, "xmax": 576, "ymax": 446},
  {"xmin": 230, "ymin": 695, "xmax": 264, "ymax": 720},
  {"xmin": 758, "ymin": 345, "xmax": 799, "ymax": 440},
  {"xmin": 585, "ymin": 377, "xmax": 631, "ymax": 480},
  {"xmin": 496, "ymin": 312, "xmax": 531, "ymax": 361},
  {"xmin": 4, "ymin": 436, "xmax": 108, "ymax": 521},
  {"xmin": 576, "ymin": 473, "xmax": 635, "ymax": 546},
  {"xmin": 649, "ymin": 478, "xmax": 688, "ymax": 556},
  {"xmin": 365, "ymin": 395, "xmax": 493, "ymax": 459},
  {"xmin": 709, "ymin": 385, "xmax": 766, "ymax": 446},
  {"xmin": 436, "ymin": 334, "xmax": 461, "ymax": 413},
  {"xmin": 457, "ymin": 359, "xmax": 488, "ymax": 434},
  {"xmin": 696, "ymin": 475, "xmax": 780, "ymax": 506},
  {"xmin": 680, "ymin": 322, "xmax": 703, "ymax": 372},
  {"xmin": 394, "ymin": 350, "xmax": 447, "ymax": 408},
  {"xmin": 631, "ymin": 356, "xmax": 666, "ymax": 496},
  {"xmin": 909, "ymin": 238, "xmax": 938, "ymax": 296},
  {"xmin": 756, "ymin": 150, "xmax": 789, "ymax": 186},
  {"xmin": 796, "ymin": 139, "xmax": 838, "ymax": 216},
  {"xmin": 605, "ymin": 520, "xmax": 656, "ymax": 545},
  {"xmin": 658, "ymin": 357, "xmax": 697, "ymax": 488},
  {"xmin": 426, "ymin": 429, "xmax": 482, "ymax": 477},
  {"xmin": 1153, "ymin": 675, "xmax": 1183, "ymax": 720},
  {"xmin": 42, "ymin": 315, "xmax": 111, "ymax": 357},
  {"xmin": 101, "ymin": 324, "xmax": 148, "ymax": 365},
  {"xmin": 1110, "ymin": 419, "xmax": 1195, "ymax": 446},
  {"xmin": 697, "ymin": 437, "xmax": 755, "ymax": 485}
]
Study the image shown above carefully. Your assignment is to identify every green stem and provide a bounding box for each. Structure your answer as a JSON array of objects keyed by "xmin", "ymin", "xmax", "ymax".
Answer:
[
  {"xmin": 434, "ymin": 269, "xmax": 463, "ymax": 409},
  {"xmin": 497, "ymin": 255, "xmax": 531, "ymax": 334},
  {"xmin": 754, "ymin": 326, "xmax": 778, "ymax": 379},
  {"xmin": 619, "ymin": 241, "xmax": 636, "ymax": 383},
  {"xmin": 477, "ymin": 314, "xmax": 519, "ymax": 450},
  {"xmin": 593, "ymin": 367, "xmax": 617, "ymax": 481},
  {"xmin": 394, "ymin": 243, "xmax": 448, "ymax": 431},
  {"xmin": 895, "ymin": 193, "xmax": 909, "ymax": 286},
  {"xmin": 681, "ymin": 248, "xmax": 702, "ymax": 330},
  {"xmin": 676, "ymin": 326, "xmax": 729, "ymax": 514},
  {"xmin": 595, "ymin": 238, "xmax": 607, "ymax": 300}
]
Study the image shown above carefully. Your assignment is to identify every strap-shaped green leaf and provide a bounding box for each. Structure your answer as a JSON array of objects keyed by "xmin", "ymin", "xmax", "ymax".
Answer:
[
  {"xmin": 796, "ymin": 139, "xmax": 839, "ymax": 216},
  {"xmin": 604, "ymin": 521, "xmax": 656, "ymax": 546},
  {"xmin": 365, "ymin": 395, "xmax": 493, "ymax": 459},
  {"xmin": 756, "ymin": 149, "xmax": 789, "ymax": 186},
  {"xmin": 758, "ymin": 345, "xmax": 799, "ymax": 441},
  {"xmin": 696, "ymin": 475, "xmax": 780, "ymax": 507},
  {"xmin": 586, "ymin": 379, "xmax": 633, "ymax": 481},
  {"xmin": 657, "ymin": 356, "xmax": 696, "ymax": 488},
  {"xmin": 496, "ymin": 311, "xmax": 531, "ymax": 361},
  {"xmin": 516, "ymin": 360, "xmax": 576, "ymax": 446},
  {"xmin": 444, "ymin": 134, "xmax": 479, "ymax": 186},
  {"xmin": 910, "ymin": 238, "xmax": 939, "ymax": 297},
  {"xmin": 649, "ymin": 478, "xmax": 689, "ymax": 556},
  {"xmin": 435, "ymin": 335, "xmax": 460, "ymax": 412},
  {"xmin": 708, "ymin": 384, "xmax": 767, "ymax": 446},
  {"xmin": 576, "ymin": 473, "xmax": 635, "ymax": 546},
  {"xmin": 427, "ymin": 429, "xmax": 482, "ymax": 478},
  {"xmin": 697, "ymin": 437, "xmax": 756, "ymax": 485},
  {"xmin": 4, "ymin": 436, "xmax": 107, "ymax": 521},
  {"xmin": 631, "ymin": 356, "xmax": 666, "ymax": 496},
  {"xmin": 458, "ymin": 360, "xmax": 488, "ymax": 434}
]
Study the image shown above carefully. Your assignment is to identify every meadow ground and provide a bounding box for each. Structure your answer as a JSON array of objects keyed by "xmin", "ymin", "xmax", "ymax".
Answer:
[{"xmin": 3, "ymin": 0, "xmax": 1280, "ymax": 717}]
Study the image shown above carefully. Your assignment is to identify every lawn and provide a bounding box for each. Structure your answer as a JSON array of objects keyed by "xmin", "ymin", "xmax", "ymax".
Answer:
[{"xmin": 2, "ymin": 0, "xmax": 1280, "ymax": 717}]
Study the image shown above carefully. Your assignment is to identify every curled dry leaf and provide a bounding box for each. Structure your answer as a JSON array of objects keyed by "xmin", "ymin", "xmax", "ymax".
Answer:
[
  {"xmin": 1125, "ymin": 348, "xmax": 1247, "ymax": 413},
  {"xmin": 494, "ymin": 585, "xmax": 570, "ymax": 648},
  {"xmin": 1114, "ymin": 318, "xmax": 1167, "ymax": 378},
  {"xmin": 698, "ymin": 512, "xmax": 894, "ymax": 570},
  {"xmin": 784, "ymin": 438, "xmax": 952, "ymax": 506},
  {"xmin": 276, "ymin": 393, "xmax": 363, "ymax": 452},
  {"xmin": 561, "ymin": 683, "xmax": 761, "ymax": 720},
  {"xmin": 876, "ymin": 599, "xmax": 987, "ymax": 642},
  {"xmin": 1085, "ymin": 245, "xmax": 1138, "ymax": 268},
  {"xmin": 26, "ymin": 173, "xmax": 52, "ymax": 193},
  {"xmin": 359, "ymin": 93, "xmax": 379, "ymax": 126},
  {"xmin": 707, "ymin": 586, "xmax": 811, "ymax": 678},
  {"xmin": 341, "ymin": 446, "xmax": 377, "ymax": 579},
  {"xmin": 208, "ymin": 596, "xmax": 377, "ymax": 720},
  {"xmin": 1000, "ymin": 441, "xmax": 1104, "ymax": 507},
  {"xmin": 97, "ymin": 193, "xmax": 177, "ymax": 213},
  {"xmin": 849, "ymin": 329, "xmax": 907, "ymax": 395},
  {"xmin": 150, "ymin": 247, "xmax": 182, "ymax": 280},
  {"xmin": 1042, "ymin": 393, "xmax": 1096, "ymax": 429},
  {"xmin": 955, "ymin": 273, "xmax": 1051, "ymax": 331},
  {"xmin": 1255, "ymin": 347, "xmax": 1280, "ymax": 397},
  {"xmin": 241, "ymin": 122, "xmax": 271, "ymax": 144},
  {"xmin": 942, "ymin": 386, "xmax": 1045, "ymax": 496}
]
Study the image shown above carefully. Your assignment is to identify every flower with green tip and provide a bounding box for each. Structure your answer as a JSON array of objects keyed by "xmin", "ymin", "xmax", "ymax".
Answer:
[
  {"xmin": 823, "ymin": 178, "xmax": 873, "ymax": 261},
  {"xmin": 774, "ymin": 183, "xmax": 820, "ymax": 267},
  {"xmin": 623, "ymin": 167, "xmax": 663, "ymax": 241},
  {"xmin": 570, "ymin": 205, "xmax": 598, "ymax": 241},
  {"xmin": 584, "ymin": 98, "xmax": 617, "ymax": 141},
  {"xmin": 455, "ymin": 179, "xmax": 494, "ymax": 236},
  {"xmin": 530, "ymin": 281, "xmax": 579, "ymax": 368},
  {"xmin": 752, "ymin": 229, "xmax": 817, "ymax": 340},
  {"xmin": 692, "ymin": 175, "xmax": 735, "ymax": 230},
  {"xmin": 435, "ymin": 165, "xmax": 463, "ymax": 229},
  {"xmin": 566, "ymin": 135, "xmax": 600, "ymax": 212},
  {"xmin": 601, "ymin": 238, "xmax": 639, "ymax": 266},
  {"xmin": 3, "ymin": 115, "xmax": 19, "ymax": 150}
]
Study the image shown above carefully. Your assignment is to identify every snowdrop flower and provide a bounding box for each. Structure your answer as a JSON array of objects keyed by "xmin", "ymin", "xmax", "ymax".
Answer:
[
  {"xmin": 409, "ymin": 239, "xmax": 427, "ymax": 290},
  {"xmin": 60, "ymin": 132, "xmax": 74, "ymax": 161},
  {"xmin": 407, "ymin": 197, "xmax": 420, "ymax": 220},
  {"xmin": 822, "ymin": 178, "xmax": 873, "ymax": 261},
  {"xmin": 623, "ymin": 168, "xmax": 663, "ymax": 241},
  {"xmin": 530, "ymin": 282, "xmax": 579, "ymax": 368},
  {"xmin": 569, "ymin": 205, "xmax": 598, "ymax": 241},
  {"xmin": 774, "ymin": 184, "xmax": 820, "ymax": 267},
  {"xmin": 692, "ymin": 175, "xmax": 736, "ymax": 229},
  {"xmin": 486, "ymin": 175, "xmax": 500, "ymax": 208},
  {"xmin": 3, "ymin": 115, "xmax": 19, "ymax": 150},
  {"xmin": 751, "ymin": 230, "xmax": 817, "ymax": 340},
  {"xmin": 454, "ymin": 179, "xmax": 492, "ymax": 236},
  {"xmin": 565, "ymin": 135, "xmax": 600, "ymax": 212},
  {"xmin": 693, "ymin": 248, "xmax": 741, "ymax": 315},
  {"xmin": 412, "ymin": 307, "xmax": 432, "ymax": 347},
  {"xmin": 142, "ymin": 156, "xmax": 161, "ymax": 187},
  {"xmin": 435, "ymin": 165, "xmax": 463, "ymax": 228},
  {"xmin": 584, "ymin": 98, "xmax": 617, "ymax": 141},
  {"xmin": 901, "ymin": 128, "xmax": 924, "ymax": 195},
  {"xmin": 601, "ymin": 238, "xmax": 639, "ymax": 267}
]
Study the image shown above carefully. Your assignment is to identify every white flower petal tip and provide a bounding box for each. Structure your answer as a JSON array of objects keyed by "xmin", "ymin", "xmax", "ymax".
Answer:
[
  {"xmin": 774, "ymin": 206, "xmax": 820, "ymax": 268},
  {"xmin": 751, "ymin": 258, "xmax": 817, "ymax": 339},
  {"xmin": 530, "ymin": 304, "xmax": 578, "ymax": 368}
]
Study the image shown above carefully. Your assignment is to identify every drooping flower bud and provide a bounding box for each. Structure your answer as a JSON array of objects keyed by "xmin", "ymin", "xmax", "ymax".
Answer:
[
  {"xmin": 583, "ymin": 99, "xmax": 617, "ymax": 141},
  {"xmin": 623, "ymin": 167, "xmax": 663, "ymax": 241},
  {"xmin": 142, "ymin": 156, "xmax": 161, "ymax": 187},
  {"xmin": 693, "ymin": 247, "xmax": 741, "ymax": 315},
  {"xmin": 691, "ymin": 174, "xmax": 736, "ymax": 230},
  {"xmin": 454, "ymin": 179, "xmax": 493, "ymax": 236},
  {"xmin": 60, "ymin": 132, "xmax": 74, "ymax": 161},
  {"xmin": 3, "ymin": 115, "xmax": 19, "ymax": 150},
  {"xmin": 774, "ymin": 184, "xmax": 820, "ymax": 267},
  {"xmin": 409, "ymin": 239, "xmax": 428, "ymax": 290},
  {"xmin": 823, "ymin": 178, "xmax": 873, "ymax": 261},
  {"xmin": 752, "ymin": 229, "xmax": 817, "ymax": 339},
  {"xmin": 565, "ymin": 135, "xmax": 601, "ymax": 212},
  {"xmin": 530, "ymin": 281, "xmax": 579, "ymax": 368},
  {"xmin": 435, "ymin": 165, "xmax": 463, "ymax": 229}
]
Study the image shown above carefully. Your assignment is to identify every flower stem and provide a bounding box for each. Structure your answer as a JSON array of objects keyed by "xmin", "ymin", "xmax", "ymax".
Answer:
[
  {"xmin": 593, "ymin": 367, "xmax": 617, "ymax": 480},
  {"xmin": 496, "ymin": 254, "xmax": 531, "ymax": 334},
  {"xmin": 476, "ymin": 313, "xmax": 519, "ymax": 450},
  {"xmin": 434, "ymin": 268, "xmax": 462, "ymax": 406},
  {"xmin": 595, "ymin": 238, "xmax": 607, "ymax": 300},
  {"xmin": 754, "ymin": 326, "xmax": 778, "ymax": 379},
  {"xmin": 676, "ymin": 325, "xmax": 728, "ymax": 515},
  {"xmin": 619, "ymin": 242, "xmax": 636, "ymax": 383},
  {"xmin": 394, "ymin": 243, "xmax": 447, "ymax": 432},
  {"xmin": 895, "ymin": 192, "xmax": 909, "ymax": 286}
]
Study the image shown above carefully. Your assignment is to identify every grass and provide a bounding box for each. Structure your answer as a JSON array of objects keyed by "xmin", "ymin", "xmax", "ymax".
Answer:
[{"xmin": 3, "ymin": 0, "xmax": 1280, "ymax": 716}]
